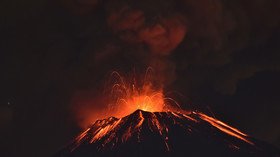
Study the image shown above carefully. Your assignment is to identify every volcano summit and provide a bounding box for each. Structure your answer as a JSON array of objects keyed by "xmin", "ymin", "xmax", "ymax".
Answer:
[{"xmin": 55, "ymin": 110, "xmax": 279, "ymax": 157}]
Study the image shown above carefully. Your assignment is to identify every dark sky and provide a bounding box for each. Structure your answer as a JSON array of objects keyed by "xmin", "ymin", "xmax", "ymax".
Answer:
[{"xmin": 1, "ymin": 0, "xmax": 280, "ymax": 157}]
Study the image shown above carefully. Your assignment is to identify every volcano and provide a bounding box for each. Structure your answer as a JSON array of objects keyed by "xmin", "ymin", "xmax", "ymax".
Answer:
[{"xmin": 54, "ymin": 110, "xmax": 279, "ymax": 157}]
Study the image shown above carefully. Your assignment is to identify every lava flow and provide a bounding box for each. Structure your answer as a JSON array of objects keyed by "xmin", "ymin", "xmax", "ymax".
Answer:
[
  {"xmin": 55, "ymin": 109, "xmax": 279, "ymax": 157},
  {"xmin": 71, "ymin": 110, "xmax": 254, "ymax": 151}
]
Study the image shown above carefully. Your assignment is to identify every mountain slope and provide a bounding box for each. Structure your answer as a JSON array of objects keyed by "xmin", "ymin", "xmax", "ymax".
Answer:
[{"xmin": 55, "ymin": 110, "xmax": 279, "ymax": 157}]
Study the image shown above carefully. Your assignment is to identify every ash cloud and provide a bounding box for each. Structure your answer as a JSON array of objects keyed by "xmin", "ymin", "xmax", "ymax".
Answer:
[{"xmin": 60, "ymin": 0, "xmax": 280, "ymax": 96}]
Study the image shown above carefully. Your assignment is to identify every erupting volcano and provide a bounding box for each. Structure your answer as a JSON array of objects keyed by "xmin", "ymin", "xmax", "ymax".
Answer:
[
  {"xmin": 55, "ymin": 71, "xmax": 279, "ymax": 157},
  {"xmin": 55, "ymin": 110, "xmax": 279, "ymax": 157}
]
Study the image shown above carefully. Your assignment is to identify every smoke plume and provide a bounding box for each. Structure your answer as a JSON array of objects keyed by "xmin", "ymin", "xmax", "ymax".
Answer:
[{"xmin": 57, "ymin": 0, "xmax": 280, "ymax": 127}]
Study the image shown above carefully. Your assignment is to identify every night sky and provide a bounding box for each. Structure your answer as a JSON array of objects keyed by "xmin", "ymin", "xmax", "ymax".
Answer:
[{"xmin": 1, "ymin": 0, "xmax": 280, "ymax": 157}]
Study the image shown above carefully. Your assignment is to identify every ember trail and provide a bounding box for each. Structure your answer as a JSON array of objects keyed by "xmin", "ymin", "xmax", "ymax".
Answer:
[{"xmin": 103, "ymin": 68, "xmax": 181, "ymax": 118}]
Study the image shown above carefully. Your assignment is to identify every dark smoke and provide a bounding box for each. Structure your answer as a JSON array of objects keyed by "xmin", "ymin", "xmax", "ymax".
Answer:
[{"xmin": 61, "ymin": 0, "xmax": 280, "ymax": 95}]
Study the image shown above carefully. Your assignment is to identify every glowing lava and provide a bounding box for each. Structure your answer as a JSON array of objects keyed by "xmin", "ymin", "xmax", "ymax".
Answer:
[
  {"xmin": 110, "ymin": 82, "xmax": 165, "ymax": 116},
  {"xmin": 105, "ymin": 70, "xmax": 180, "ymax": 119}
]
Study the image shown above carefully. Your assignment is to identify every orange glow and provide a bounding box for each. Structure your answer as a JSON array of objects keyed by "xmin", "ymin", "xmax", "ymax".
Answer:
[
  {"xmin": 105, "ymin": 70, "xmax": 180, "ymax": 119},
  {"xmin": 72, "ymin": 69, "xmax": 181, "ymax": 128},
  {"xmin": 110, "ymin": 84, "xmax": 165, "ymax": 117}
]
